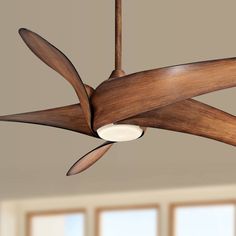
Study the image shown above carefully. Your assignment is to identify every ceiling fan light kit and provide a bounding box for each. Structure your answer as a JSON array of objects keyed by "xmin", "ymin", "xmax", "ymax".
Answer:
[
  {"xmin": 97, "ymin": 124, "xmax": 143, "ymax": 142},
  {"xmin": 0, "ymin": 0, "xmax": 235, "ymax": 176}
]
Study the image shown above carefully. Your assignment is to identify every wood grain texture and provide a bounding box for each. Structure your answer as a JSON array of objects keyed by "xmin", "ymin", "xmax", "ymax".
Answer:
[
  {"xmin": 67, "ymin": 142, "xmax": 113, "ymax": 175},
  {"xmin": 119, "ymin": 99, "xmax": 236, "ymax": 146},
  {"xmin": 92, "ymin": 58, "xmax": 236, "ymax": 129},
  {"xmin": 0, "ymin": 104, "xmax": 97, "ymax": 137},
  {"xmin": 19, "ymin": 28, "xmax": 94, "ymax": 132}
]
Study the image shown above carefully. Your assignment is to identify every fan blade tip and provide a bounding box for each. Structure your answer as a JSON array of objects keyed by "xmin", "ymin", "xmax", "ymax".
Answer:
[
  {"xmin": 66, "ymin": 163, "xmax": 81, "ymax": 176},
  {"xmin": 18, "ymin": 28, "xmax": 28, "ymax": 35},
  {"xmin": 18, "ymin": 28, "xmax": 34, "ymax": 40},
  {"xmin": 66, "ymin": 168, "xmax": 80, "ymax": 176},
  {"xmin": 0, "ymin": 115, "xmax": 11, "ymax": 121},
  {"xmin": 66, "ymin": 171, "xmax": 72, "ymax": 177}
]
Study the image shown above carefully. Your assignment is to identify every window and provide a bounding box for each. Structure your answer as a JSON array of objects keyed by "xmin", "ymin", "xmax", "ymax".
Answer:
[
  {"xmin": 171, "ymin": 202, "xmax": 236, "ymax": 236},
  {"xmin": 27, "ymin": 209, "xmax": 85, "ymax": 236},
  {"xmin": 96, "ymin": 205, "xmax": 159, "ymax": 236}
]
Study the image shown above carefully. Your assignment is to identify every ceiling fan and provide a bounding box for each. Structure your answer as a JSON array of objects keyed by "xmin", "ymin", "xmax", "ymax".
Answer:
[{"xmin": 0, "ymin": 0, "xmax": 235, "ymax": 176}]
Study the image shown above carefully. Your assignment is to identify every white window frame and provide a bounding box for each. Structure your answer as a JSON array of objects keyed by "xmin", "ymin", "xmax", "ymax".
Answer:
[
  {"xmin": 26, "ymin": 208, "xmax": 86, "ymax": 236},
  {"xmin": 95, "ymin": 204, "xmax": 160, "ymax": 236},
  {"xmin": 169, "ymin": 200, "xmax": 236, "ymax": 236}
]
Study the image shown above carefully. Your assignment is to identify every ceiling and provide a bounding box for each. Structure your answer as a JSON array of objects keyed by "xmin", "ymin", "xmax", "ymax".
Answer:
[{"xmin": 0, "ymin": 0, "xmax": 235, "ymax": 200}]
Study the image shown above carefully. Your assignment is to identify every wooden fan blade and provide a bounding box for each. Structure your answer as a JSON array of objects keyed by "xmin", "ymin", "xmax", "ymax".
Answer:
[
  {"xmin": 19, "ymin": 28, "xmax": 93, "ymax": 131},
  {"xmin": 92, "ymin": 58, "xmax": 236, "ymax": 129},
  {"xmin": 0, "ymin": 104, "xmax": 97, "ymax": 137},
  {"xmin": 67, "ymin": 142, "xmax": 113, "ymax": 176},
  {"xmin": 119, "ymin": 99, "xmax": 236, "ymax": 146}
]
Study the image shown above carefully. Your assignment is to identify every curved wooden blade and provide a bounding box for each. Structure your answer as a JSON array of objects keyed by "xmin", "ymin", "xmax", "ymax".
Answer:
[
  {"xmin": 19, "ymin": 28, "xmax": 93, "ymax": 131},
  {"xmin": 119, "ymin": 99, "xmax": 236, "ymax": 146},
  {"xmin": 0, "ymin": 104, "xmax": 97, "ymax": 137},
  {"xmin": 67, "ymin": 142, "xmax": 113, "ymax": 176},
  {"xmin": 92, "ymin": 58, "xmax": 236, "ymax": 129}
]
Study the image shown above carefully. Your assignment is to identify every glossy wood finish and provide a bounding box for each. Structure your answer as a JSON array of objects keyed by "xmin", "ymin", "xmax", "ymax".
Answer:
[
  {"xmin": 92, "ymin": 58, "xmax": 236, "ymax": 129},
  {"xmin": 0, "ymin": 104, "xmax": 97, "ymax": 137},
  {"xmin": 19, "ymin": 28, "xmax": 94, "ymax": 132},
  {"xmin": 120, "ymin": 99, "xmax": 236, "ymax": 146},
  {"xmin": 67, "ymin": 142, "xmax": 113, "ymax": 175}
]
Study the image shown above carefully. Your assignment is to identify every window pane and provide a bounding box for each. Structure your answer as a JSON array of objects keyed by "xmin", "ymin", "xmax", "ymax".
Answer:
[
  {"xmin": 99, "ymin": 208, "xmax": 158, "ymax": 236},
  {"xmin": 31, "ymin": 213, "xmax": 84, "ymax": 236},
  {"xmin": 175, "ymin": 205, "xmax": 235, "ymax": 236}
]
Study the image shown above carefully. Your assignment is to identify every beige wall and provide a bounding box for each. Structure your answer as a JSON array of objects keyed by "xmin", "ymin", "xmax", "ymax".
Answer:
[
  {"xmin": 0, "ymin": 202, "xmax": 18, "ymax": 236},
  {"xmin": 1, "ymin": 184, "xmax": 236, "ymax": 236}
]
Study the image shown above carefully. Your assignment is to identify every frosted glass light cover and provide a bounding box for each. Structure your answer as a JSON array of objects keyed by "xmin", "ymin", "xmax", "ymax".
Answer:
[{"xmin": 97, "ymin": 124, "xmax": 143, "ymax": 142}]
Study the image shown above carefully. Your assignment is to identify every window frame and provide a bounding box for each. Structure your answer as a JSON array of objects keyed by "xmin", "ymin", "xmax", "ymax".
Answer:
[
  {"xmin": 26, "ymin": 208, "xmax": 86, "ymax": 236},
  {"xmin": 95, "ymin": 204, "xmax": 160, "ymax": 236},
  {"xmin": 169, "ymin": 200, "xmax": 236, "ymax": 236}
]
